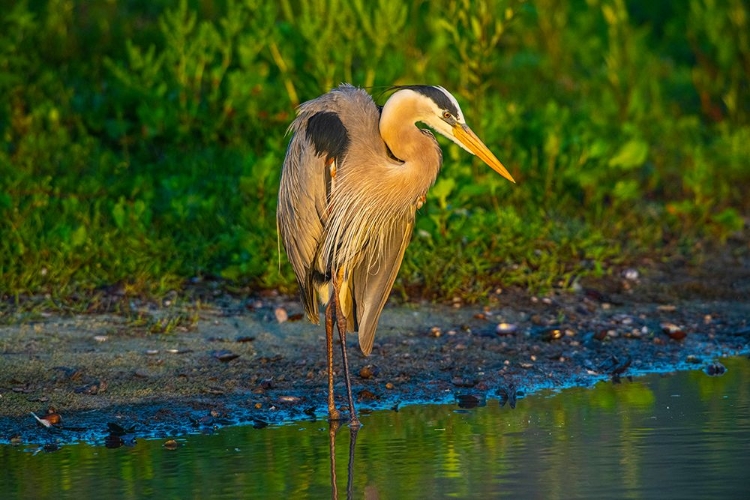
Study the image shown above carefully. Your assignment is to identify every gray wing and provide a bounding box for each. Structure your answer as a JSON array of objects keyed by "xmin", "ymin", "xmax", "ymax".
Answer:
[
  {"xmin": 277, "ymin": 84, "xmax": 366, "ymax": 323},
  {"xmin": 350, "ymin": 213, "xmax": 415, "ymax": 356},
  {"xmin": 277, "ymin": 125, "xmax": 328, "ymax": 323}
]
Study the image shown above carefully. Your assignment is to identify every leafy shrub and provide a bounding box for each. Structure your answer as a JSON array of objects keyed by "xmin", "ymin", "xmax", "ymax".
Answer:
[{"xmin": 0, "ymin": 0, "xmax": 748, "ymax": 304}]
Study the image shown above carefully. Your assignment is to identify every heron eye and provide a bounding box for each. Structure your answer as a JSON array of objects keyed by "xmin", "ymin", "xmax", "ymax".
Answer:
[{"xmin": 443, "ymin": 111, "xmax": 452, "ymax": 119}]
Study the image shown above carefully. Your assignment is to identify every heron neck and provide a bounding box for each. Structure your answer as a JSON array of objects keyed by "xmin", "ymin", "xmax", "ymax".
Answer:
[{"xmin": 379, "ymin": 112, "xmax": 441, "ymax": 188}]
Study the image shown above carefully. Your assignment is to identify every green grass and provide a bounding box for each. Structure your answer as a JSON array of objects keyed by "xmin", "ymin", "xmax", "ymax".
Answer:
[{"xmin": 1, "ymin": 0, "xmax": 749, "ymax": 312}]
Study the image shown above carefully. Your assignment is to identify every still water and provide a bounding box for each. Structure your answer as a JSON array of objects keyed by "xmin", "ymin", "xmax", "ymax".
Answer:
[{"xmin": 2, "ymin": 357, "xmax": 749, "ymax": 499}]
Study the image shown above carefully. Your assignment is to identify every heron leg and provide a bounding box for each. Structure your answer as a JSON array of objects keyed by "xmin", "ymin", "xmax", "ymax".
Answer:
[
  {"xmin": 325, "ymin": 300, "xmax": 341, "ymax": 421},
  {"xmin": 332, "ymin": 272, "xmax": 361, "ymax": 428}
]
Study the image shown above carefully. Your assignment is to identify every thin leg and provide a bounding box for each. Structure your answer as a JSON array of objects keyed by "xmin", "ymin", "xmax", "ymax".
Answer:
[
  {"xmin": 325, "ymin": 301, "xmax": 341, "ymax": 421},
  {"xmin": 332, "ymin": 273, "xmax": 361, "ymax": 428}
]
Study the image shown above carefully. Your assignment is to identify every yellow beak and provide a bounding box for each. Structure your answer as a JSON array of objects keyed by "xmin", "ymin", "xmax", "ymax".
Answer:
[{"xmin": 453, "ymin": 124, "xmax": 515, "ymax": 183}]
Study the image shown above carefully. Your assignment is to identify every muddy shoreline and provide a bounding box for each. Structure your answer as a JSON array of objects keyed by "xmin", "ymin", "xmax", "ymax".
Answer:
[{"xmin": 2, "ymin": 249, "xmax": 749, "ymax": 445}]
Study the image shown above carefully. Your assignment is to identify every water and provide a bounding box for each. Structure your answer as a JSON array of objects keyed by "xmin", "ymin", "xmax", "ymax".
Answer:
[{"xmin": 2, "ymin": 358, "xmax": 749, "ymax": 499}]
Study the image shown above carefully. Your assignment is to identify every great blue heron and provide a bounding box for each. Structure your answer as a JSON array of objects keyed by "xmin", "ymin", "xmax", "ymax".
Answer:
[{"xmin": 278, "ymin": 84, "xmax": 515, "ymax": 427}]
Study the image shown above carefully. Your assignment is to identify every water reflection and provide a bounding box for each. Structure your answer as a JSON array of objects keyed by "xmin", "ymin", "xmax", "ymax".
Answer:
[
  {"xmin": 328, "ymin": 422, "xmax": 358, "ymax": 500},
  {"xmin": 1, "ymin": 358, "xmax": 749, "ymax": 499}
]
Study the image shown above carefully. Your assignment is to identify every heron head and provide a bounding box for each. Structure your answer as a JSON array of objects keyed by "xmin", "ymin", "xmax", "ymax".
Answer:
[{"xmin": 387, "ymin": 85, "xmax": 515, "ymax": 183}]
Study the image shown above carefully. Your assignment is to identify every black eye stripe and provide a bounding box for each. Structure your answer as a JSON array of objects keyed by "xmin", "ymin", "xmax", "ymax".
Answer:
[{"xmin": 393, "ymin": 85, "xmax": 460, "ymax": 117}]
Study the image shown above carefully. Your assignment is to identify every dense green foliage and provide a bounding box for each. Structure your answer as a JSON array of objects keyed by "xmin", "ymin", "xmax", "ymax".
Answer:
[{"xmin": 1, "ymin": 0, "xmax": 748, "ymax": 305}]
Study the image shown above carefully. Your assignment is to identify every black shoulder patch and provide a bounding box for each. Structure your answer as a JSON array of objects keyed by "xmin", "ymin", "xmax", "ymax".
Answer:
[
  {"xmin": 397, "ymin": 85, "xmax": 459, "ymax": 116},
  {"xmin": 306, "ymin": 111, "xmax": 350, "ymax": 161}
]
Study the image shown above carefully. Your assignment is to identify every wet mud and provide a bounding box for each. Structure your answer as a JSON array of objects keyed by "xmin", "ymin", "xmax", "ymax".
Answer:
[{"xmin": 2, "ymin": 246, "xmax": 749, "ymax": 445}]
